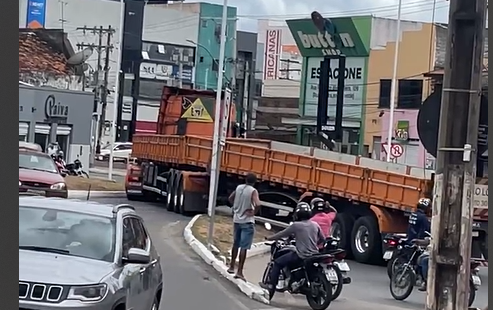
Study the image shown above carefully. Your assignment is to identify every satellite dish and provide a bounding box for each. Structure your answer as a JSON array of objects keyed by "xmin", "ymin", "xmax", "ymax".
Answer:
[
  {"xmin": 67, "ymin": 48, "xmax": 93, "ymax": 65},
  {"xmin": 417, "ymin": 90, "xmax": 488, "ymax": 159}
]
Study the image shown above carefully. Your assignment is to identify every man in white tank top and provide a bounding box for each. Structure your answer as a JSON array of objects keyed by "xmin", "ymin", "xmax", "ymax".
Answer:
[{"xmin": 227, "ymin": 173, "xmax": 260, "ymax": 280}]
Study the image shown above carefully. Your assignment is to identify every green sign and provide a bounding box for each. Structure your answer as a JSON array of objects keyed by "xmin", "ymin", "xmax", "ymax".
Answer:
[{"xmin": 286, "ymin": 17, "xmax": 370, "ymax": 58}]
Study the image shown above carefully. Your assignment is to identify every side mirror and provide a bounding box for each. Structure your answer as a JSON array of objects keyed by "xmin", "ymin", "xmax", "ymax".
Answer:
[
  {"xmin": 288, "ymin": 222, "xmax": 293, "ymax": 225},
  {"xmin": 264, "ymin": 222, "xmax": 272, "ymax": 231},
  {"xmin": 124, "ymin": 248, "xmax": 150, "ymax": 264}
]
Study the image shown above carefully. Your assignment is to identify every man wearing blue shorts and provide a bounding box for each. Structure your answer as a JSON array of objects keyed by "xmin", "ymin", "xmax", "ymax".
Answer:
[{"xmin": 227, "ymin": 173, "xmax": 260, "ymax": 280}]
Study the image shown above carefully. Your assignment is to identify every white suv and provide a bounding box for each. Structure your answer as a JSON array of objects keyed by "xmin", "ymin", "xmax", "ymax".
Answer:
[{"xmin": 96, "ymin": 142, "xmax": 133, "ymax": 162}]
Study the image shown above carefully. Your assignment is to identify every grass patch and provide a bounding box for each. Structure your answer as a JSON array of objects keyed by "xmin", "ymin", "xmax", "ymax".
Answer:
[
  {"xmin": 65, "ymin": 176, "xmax": 125, "ymax": 191},
  {"xmin": 191, "ymin": 214, "xmax": 273, "ymax": 257}
]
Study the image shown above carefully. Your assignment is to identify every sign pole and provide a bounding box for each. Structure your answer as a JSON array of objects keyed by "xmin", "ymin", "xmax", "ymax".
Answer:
[{"xmin": 385, "ymin": 0, "xmax": 402, "ymax": 162}]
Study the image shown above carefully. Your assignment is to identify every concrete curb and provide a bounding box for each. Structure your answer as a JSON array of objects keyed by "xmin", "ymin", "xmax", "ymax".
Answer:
[
  {"xmin": 68, "ymin": 190, "xmax": 127, "ymax": 199},
  {"xmin": 183, "ymin": 214, "xmax": 270, "ymax": 304},
  {"xmin": 89, "ymin": 168, "xmax": 126, "ymax": 177}
]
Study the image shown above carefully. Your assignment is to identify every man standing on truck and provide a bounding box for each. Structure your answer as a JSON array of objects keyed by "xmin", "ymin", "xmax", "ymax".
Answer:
[{"xmin": 227, "ymin": 173, "xmax": 261, "ymax": 280}]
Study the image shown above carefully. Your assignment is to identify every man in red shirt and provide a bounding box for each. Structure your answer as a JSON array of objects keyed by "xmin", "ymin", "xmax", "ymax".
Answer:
[{"xmin": 309, "ymin": 197, "xmax": 337, "ymax": 239}]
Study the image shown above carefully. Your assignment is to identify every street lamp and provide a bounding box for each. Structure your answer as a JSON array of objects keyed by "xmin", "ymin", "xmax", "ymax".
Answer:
[
  {"xmin": 204, "ymin": 0, "xmax": 228, "ymax": 250},
  {"xmin": 108, "ymin": 0, "xmax": 124, "ymax": 180},
  {"xmin": 385, "ymin": 0, "xmax": 402, "ymax": 162}
]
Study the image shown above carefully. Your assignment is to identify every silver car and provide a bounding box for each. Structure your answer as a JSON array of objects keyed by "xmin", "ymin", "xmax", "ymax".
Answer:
[{"xmin": 19, "ymin": 196, "xmax": 163, "ymax": 310}]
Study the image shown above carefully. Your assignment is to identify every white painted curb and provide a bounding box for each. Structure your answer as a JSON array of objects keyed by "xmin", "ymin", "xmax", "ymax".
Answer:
[
  {"xmin": 89, "ymin": 168, "xmax": 126, "ymax": 177},
  {"xmin": 183, "ymin": 214, "xmax": 270, "ymax": 304},
  {"xmin": 68, "ymin": 190, "xmax": 127, "ymax": 199}
]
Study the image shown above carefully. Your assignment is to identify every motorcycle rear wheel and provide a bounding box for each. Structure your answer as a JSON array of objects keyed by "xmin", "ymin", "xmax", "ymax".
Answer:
[
  {"xmin": 306, "ymin": 270, "xmax": 332, "ymax": 310},
  {"xmin": 326, "ymin": 265, "xmax": 343, "ymax": 301},
  {"xmin": 389, "ymin": 267, "xmax": 415, "ymax": 301}
]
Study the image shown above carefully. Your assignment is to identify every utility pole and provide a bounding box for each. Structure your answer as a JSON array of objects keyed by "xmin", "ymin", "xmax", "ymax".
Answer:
[
  {"xmin": 426, "ymin": 1, "xmax": 487, "ymax": 310},
  {"xmin": 76, "ymin": 26, "xmax": 115, "ymax": 154}
]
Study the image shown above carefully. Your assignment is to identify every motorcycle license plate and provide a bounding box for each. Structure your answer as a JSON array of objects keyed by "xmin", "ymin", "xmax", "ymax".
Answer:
[
  {"xmin": 383, "ymin": 251, "xmax": 393, "ymax": 260},
  {"xmin": 335, "ymin": 262, "xmax": 350, "ymax": 272},
  {"xmin": 472, "ymin": 231, "xmax": 479, "ymax": 237},
  {"xmin": 325, "ymin": 268, "xmax": 338, "ymax": 281},
  {"xmin": 472, "ymin": 275, "xmax": 481, "ymax": 286}
]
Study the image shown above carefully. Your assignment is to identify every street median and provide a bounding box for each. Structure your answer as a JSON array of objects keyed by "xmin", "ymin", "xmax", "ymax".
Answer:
[{"xmin": 183, "ymin": 214, "xmax": 272, "ymax": 304}]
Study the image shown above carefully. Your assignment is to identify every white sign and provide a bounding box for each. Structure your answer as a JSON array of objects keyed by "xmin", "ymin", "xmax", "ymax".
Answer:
[
  {"xmin": 140, "ymin": 62, "xmax": 173, "ymax": 80},
  {"xmin": 304, "ymin": 57, "xmax": 365, "ymax": 119},
  {"xmin": 474, "ymin": 184, "xmax": 488, "ymax": 209},
  {"xmin": 296, "ymin": 30, "xmax": 355, "ymax": 56},
  {"xmin": 263, "ymin": 30, "xmax": 282, "ymax": 80},
  {"xmin": 220, "ymin": 88, "xmax": 232, "ymax": 147}
]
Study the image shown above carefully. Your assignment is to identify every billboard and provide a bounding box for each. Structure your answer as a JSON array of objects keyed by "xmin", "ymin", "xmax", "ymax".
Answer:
[
  {"xmin": 26, "ymin": 0, "xmax": 46, "ymax": 28},
  {"xmin": 263, "ymin": 29, "xmax": 282, "ymax": 80}
]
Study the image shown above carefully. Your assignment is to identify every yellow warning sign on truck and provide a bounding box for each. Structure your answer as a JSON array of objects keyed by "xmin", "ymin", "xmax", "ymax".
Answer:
[{"xmin": 180, "ymin": 98, "xmax": 213, "ymax": 122}]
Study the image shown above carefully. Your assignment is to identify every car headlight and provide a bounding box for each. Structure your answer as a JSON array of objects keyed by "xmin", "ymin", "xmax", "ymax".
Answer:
[
  {"xmin": 67, "ymin": 284, "xmax": 107, "ymax": 302},
  {"xmin": 50, "ymin": 182, "xmax": 66, "ymax": 190},
  {"xmin": 19, "ymin": 180, "xmax": 22, "ymax": 187}
]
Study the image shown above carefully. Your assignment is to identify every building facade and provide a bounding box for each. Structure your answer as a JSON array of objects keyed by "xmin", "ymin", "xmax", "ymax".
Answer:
[
  {"xmin": 284, "ymin": 16, "xmax": 372, "ymax": 154},
  {"xmin": 19, "ymin": 85, "xmax": 94, "ymax": 168},
  {"xmin": 364, "ymin": 19, "xmax": 436, "ymax": 165}
]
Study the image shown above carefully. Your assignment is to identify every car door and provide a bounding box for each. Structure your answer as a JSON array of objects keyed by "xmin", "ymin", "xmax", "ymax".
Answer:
[
  {"xmin": 129, "ymin": 217, "xmax": 159, "ymax": 309},
  {"xmin": 121, "ymin": 216, "xmax": 147, "ymax": 310}
]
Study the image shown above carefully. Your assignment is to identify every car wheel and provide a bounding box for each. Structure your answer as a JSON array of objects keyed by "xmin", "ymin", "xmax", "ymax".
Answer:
[{"xmin": 150, "ymin": 295, "xmax": 159, "ymax": 310}]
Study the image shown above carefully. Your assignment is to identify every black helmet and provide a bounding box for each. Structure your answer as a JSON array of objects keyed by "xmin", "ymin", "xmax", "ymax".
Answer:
[
  {"xmin": 293, "ymin": 202, "xmax": 312, "ymax": 221},
  {"xmin": 310, "ymin": 197, "xmax": 327, "ymax": 213},
  {"xmin": 417, "ymin": 198, "xmax": 431, "ymax": 211}
]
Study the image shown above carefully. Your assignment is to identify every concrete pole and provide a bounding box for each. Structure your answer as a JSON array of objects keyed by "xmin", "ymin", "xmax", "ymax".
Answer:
[{"xmin": 425, "ymin": 0, "xmax": 487, "ymax": 309}]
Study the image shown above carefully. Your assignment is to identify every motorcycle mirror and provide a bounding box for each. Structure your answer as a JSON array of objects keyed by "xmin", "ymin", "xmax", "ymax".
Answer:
[
  {"xmin": 289, "ymin": 222, "xmax": 293, "ymax": 225},
  {"xmin": 264, "ymin": 222, "xmax": 272, "ymax": 231}
]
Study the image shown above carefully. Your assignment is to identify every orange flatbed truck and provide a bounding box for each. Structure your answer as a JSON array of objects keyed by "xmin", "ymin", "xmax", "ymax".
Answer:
[{"xmin": 127, "ymin": 86, "xmax": 488, "ymax": 265}]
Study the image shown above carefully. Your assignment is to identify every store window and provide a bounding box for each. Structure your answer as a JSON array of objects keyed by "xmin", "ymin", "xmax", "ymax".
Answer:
[
  {"xmin": 34, "ymin": 133, "xmax": 48, "ymax": 152},
  {"xmin": 397, "ymin": 79, "xmax": 423, "ymax": 109},
  {"xmin": 378, "ymin": 80, "xmax": 391, "ymax": 108}
]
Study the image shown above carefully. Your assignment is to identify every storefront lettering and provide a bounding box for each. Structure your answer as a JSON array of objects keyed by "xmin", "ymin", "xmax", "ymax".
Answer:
[
  {"xmin": 45, "ymin": 95, "xmax": 68, "ymax": 119},
  {"xmin": 310, "ymin": 66, "xmax": 362, "ymax": 80},
  {"xmin": 296, "ymin": 31, "xmax": 355, "ymax": 55}
]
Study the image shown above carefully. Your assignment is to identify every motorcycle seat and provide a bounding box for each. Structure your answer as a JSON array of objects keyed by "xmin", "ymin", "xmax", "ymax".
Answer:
[{"xmin": 303, "ymin": 253, "xmax": 333, "ymax": 264}]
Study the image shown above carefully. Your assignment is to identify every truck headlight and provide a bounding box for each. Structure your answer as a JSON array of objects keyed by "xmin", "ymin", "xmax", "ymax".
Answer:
[
  {"xmin": 68, "ymin": 284, "xmax": 107, "ymax": 302},
  {"xmin": 50, "ymin": 182, "xmax": 66, "ymax": 190}
]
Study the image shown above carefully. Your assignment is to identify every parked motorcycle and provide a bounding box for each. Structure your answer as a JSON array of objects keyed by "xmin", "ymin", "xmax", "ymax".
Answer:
[
  {"xmin": 320, "ymin": 237, "xmax": 351, "ymax": 300},
  {"xmin": 65, "ymin": 157, "xmax": 89, "ymax": 178},
  {"xmin": 389, "ymin": 240, "xmax": 481, "ymax": 307},
  {"xmin": 383, "ymin": 233, "xmax": 412, "ymax": 279},
  {"xmin": 261, "ymin": 223, "xmax": 334, "ymax": 310}
]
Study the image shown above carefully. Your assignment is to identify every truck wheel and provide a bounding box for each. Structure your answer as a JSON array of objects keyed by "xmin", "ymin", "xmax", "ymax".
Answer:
[
  {"xmin": 350, "ymin": 215, "xmax": 382, "ymax": 264},
  {"xmin": 331, "ymin": 213, "xmax": 355, "ymax": 257},
  {"xmin": 173, "ymin": 172, "xmax": 182, "ymax": 214},
  {"xmin": 177, "ymin": 177, "xmax": 187, "ymax": 215},
  {"xmin": 166, "ymin": 171, "xmax": 175, "ymax": 212}
]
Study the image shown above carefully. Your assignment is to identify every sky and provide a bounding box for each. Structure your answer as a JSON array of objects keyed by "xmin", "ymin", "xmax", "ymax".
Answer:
[{"xmin": 201, "ymin": 0, "xmax": 451, "ymax": 31}]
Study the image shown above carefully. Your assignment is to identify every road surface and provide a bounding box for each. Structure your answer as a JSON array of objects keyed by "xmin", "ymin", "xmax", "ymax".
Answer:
[{"xmin": 90, "ymin": 197, "xmax": 489, "ymax": 310}]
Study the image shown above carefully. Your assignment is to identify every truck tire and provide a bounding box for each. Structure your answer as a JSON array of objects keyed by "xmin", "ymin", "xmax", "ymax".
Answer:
[
  {"xmin": 350, "ymin": 215, "xmax": 382, "ymax": 264},
  {"xmin": 173, "ymin": 172, "xmax": 182, "ymax": 214},
  {"xmin": 331, "ymin": 213, "xmax": 355, "ymax": 257},
  {"xmin": 166, "ymin": 170, "xmax": 175, "ymax": 212}
]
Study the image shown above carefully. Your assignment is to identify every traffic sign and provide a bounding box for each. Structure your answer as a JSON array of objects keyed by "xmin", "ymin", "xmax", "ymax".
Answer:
[{"xmin": 382, "ymin": 143, "xmax": 404, "ymax": 158}]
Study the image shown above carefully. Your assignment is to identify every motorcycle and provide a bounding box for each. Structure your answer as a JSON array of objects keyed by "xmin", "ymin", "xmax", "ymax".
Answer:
[
  {"xmin": 320, "ymin": 237, "xmax": 351, "ymax": 300},
  {"xmin": 389, "ymin": 239, "xmax": 481, "ymax": 307},
  {"xmin": 65, "ymin": 157, "xmax": 89, "ymax": 178},
  {"xmin": 261, "ymin": 223, "xmax": 334, "ymax": 310},
  {"xmin": 383, "ymin": 233, "xmax": 412, "ymax": 279}
]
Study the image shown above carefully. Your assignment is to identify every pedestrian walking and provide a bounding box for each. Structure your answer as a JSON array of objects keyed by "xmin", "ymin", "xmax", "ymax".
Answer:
[{"xmin": 227, "ymin": 172, "xmax": 261, "ymax": 281}]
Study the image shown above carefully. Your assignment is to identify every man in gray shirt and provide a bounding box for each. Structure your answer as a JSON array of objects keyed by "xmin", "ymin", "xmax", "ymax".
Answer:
[
  {"xmin": 227, "ymin": 173, "xmax": 261, "ymax": 280},
  {"xmin": 260, "ymin": 202, "xmax": 324, "ymax": 300}
]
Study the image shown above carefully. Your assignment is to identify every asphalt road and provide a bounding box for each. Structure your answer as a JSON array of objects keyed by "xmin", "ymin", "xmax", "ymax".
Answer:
[{"xmin": 90, "ymin": 197, "xmax": 489, "ymax": 310}]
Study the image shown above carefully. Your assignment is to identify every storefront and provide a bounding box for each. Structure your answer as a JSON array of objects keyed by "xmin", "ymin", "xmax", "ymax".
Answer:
[
  {"xmin": 284, "ymin": 16, "xmax": 371, "ymax": 154},
  {"xmin": 19, "ymin": 85, "xmax": 94, "ymax": 168}
]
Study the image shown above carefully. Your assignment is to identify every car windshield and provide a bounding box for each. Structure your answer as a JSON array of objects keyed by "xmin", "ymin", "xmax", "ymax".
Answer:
[
  {"xmin": 19, "ymin": 206, "xmax": 116, "ymax": 262},
  {"xmin": 19, "ymin": 152, "xmax": 58, "ymax": 173}
]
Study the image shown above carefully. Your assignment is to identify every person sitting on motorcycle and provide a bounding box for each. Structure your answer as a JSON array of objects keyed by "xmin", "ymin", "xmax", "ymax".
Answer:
[
  {"xmin": 309, "ymin": 197, "xmax": 337, "ymax": 239},
  {"xmin": 407, "ymin": 198, "xmax": 431, "ymax": 291},
  {"xmin": 259, "ymin": 202, "xmax": 325, "ymax": 300}
]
